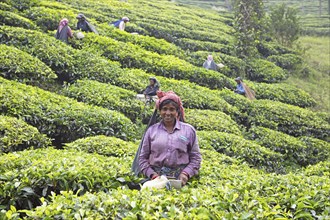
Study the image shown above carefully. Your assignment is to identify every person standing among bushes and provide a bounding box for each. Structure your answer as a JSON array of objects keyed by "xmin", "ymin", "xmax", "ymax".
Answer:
[
  {"xmin": 234, "ymin": 77, "xmax": 255, "ymax": 100},
  {"xmin": 110, "ymin": 17, "xmax": 130, "ymax": 31},
  {"xmin": 137, "ymin": 91, "xmax": 202, "ymax": 186},
  {"xmin": 203, "ymin": 55, "xmax": 218, "ymax": 71},
  {"xmin": 55, "ymin": 18, "xmax": 73, "ymax": 44},
  {"xmin": 76, "ymin": 13, "xmax": 98, "ymax": 34},
  {"xmin": 143, "ymin": 77, "xmax": 160, "ymax": 100}
]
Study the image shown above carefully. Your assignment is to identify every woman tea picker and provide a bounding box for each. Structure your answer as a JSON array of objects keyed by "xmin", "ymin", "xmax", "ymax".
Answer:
[{"xmin": 135, "ymin": 91, "xmax": 202, "ymax": 186}]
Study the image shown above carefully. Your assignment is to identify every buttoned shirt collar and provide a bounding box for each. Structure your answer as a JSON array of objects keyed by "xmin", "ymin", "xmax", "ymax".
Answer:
[{"xmin": 160, "ymin": 119, "xmax": 181, "ymax": 132}]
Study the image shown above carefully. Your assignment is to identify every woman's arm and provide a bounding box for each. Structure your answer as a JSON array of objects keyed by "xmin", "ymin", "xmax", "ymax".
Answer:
[
  {"xmin": 139, "ymin": 129, "xmax": 156, "ymax": 178},
  {"xmin": 68, "ymin": 27, "xmax": 73, "ymax": 38}
]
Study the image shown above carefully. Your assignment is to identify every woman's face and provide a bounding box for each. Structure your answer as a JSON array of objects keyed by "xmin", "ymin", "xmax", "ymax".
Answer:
[
  {"xmin": 160, "ymin": 103, "xmax": 178, "ymax": 124},
  {"xmin": 149, "ymin": 79, "xmax": 155, "ymax": 86}
]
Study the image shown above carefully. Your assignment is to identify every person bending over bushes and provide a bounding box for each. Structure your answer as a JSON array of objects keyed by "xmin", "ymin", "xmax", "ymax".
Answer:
[
  {"xmin": 76, "ymin": 13, "xmax": 98, "ymax": 34},
  {"xmin": 234, "ymin": 77, "xmax": 255, "ymax": 100},
  {"xmin": 134, "ymin": 91, "xmax": 202, "ymax": 187},
  {"xmin": 110, "ymin": 16, "xmax": 130, "ymax": 31},
  {"xmin": 55, "ymin": 18, "xmax": 73, "ymax": 44}
]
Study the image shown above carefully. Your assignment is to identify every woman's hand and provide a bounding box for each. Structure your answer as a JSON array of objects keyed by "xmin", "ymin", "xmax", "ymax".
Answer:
[
  {"xmin": 179, "ymin": 172, "xmax": 189, "ymax": 185},
  {"xmin": 151, "ymin": 173, "xmax": 159, "ymax": 180}
]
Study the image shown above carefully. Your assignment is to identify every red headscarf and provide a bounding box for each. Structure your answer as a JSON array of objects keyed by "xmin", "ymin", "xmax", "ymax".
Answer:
[{"xmin": 156, "ymin": 91, "xmax": 185, "ymax": 121}]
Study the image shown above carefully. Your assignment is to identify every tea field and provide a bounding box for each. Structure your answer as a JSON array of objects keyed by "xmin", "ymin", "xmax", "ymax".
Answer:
[
  {"xmin": 177, "ymin": 0, "xmax": 330, "ymax": 36},
  {"xmin": 0, "ymin": 0, "xmax": 330, "ymax": 219}
]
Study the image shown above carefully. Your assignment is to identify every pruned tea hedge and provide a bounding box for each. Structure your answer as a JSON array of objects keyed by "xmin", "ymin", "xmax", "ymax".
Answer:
[
  {"xmin": 0, "ymin": 78, "xmax": 138, "ymax": 144},
  {"xmin": 64, "ymin": 135, "xmax": 137, "ymax": 157},
  {"xmin": 198, "ymin": 131, "xmax": 284, "ymax": 172},
  {"xmin": 247, "ymin": 100, "xmax": 330, "ymax": 140},
  {"xmin": 62, "ymin": 79, "xmax": 145, "ymax": 121},
  {"xmin": 0, "ymin": 9, "xmax": 38, "ymax": 30},
  {"xmin": 249, "ymin": 81, "xmax": 316, "ymax": 107},
  {"xmin": 0, "ymin": 148, "xmax": 138, "ymax": 210},
  {"xmin": 185, "ymin": 109, "xmax": 241, "ymax": 135},
  {"xmin": 247, "ymin": 59, "xmax": 288, "ymax": 83},
  {"xmin": 0, "ymin": 115, "xmax": 51, "ymax": 154},
  {"xmin": 0, "ymin": 44, "xmax": 57, "ymax": 84},
  {"xmin": 0, "ymin": 26, "xmax": 124, "ymax": 83},
  {"xmin": 247, "ymin": 126, "xmax": 330, "ymax": 166}
]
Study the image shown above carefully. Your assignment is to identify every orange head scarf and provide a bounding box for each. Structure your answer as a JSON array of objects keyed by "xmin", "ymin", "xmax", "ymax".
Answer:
[{"xmin": 156, "ymin": 91, "xmax": 185, "ymax": 121}]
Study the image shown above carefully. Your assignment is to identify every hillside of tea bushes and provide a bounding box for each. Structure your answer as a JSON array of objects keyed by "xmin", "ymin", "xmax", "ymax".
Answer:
[
  {"xmin": 177, "ymin": 0, "xmax": 330, "ymax": 36},
  {"xmin": 0, "ymin": 0, "xmax": 330, "ymax": 219}
]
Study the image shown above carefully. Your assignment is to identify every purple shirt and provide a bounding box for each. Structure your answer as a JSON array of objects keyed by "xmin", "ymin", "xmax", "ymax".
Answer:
[{"xmin": 139, "ymin": 120, "xmax": 202, "ymax": 178}]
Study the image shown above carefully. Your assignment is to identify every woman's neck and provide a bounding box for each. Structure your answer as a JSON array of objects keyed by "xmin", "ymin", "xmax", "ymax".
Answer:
[{"xmin": 163, "ymin": 120, "xmax": 176, "ymax": 133}]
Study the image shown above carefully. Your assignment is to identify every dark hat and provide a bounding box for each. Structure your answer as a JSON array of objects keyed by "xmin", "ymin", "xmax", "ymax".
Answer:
[{"xmin": 76, "ymin": 13, "xmax": 86, "ymax": 19}]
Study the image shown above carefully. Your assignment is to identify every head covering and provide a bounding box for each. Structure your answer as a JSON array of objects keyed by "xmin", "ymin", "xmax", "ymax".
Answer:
[
  {"xmin": 58, "ymin": 18, "xmax": 69, "ymax": 32},
  {"xmin": 207, "ymin": 55, "xmax": 213, "ymax": 61},
  {"xmin": 76, "ymin": 13, "xmax": 87, "ymax": 20},
  {"xmin": 235, "ymin": 77, "xmax": 242, "ymax": 82},
  {"xmin": 156, "ymin": 91, "xmax": 185, "ymax": 121},
  {"xmin": 149, "ymin": 77, "xmax": 160, "ymax": 87},
  {"xmin": 122, "ymin": 16, "xmax": 129, "ymax": 22}
]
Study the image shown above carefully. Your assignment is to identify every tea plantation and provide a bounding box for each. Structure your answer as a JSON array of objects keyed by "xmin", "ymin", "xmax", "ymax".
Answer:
[{"xmin": 0, "ymin": 0, "xmax": 329, "ymax": 219}]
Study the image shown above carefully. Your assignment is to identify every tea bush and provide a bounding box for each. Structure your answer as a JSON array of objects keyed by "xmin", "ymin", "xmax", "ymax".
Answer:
[
  {"xmin": 0, "ymin": 26, "xmax": 76, "ymax": 80},
  {"xmin": 198, "ymin": 131, "xmax": 285, "ymax": 172},
  {"xmin": 0, "ymin": 9, "xmax": 38, "ymax": 30},
  {"xmin": 0, "ymin": 78, "xmax": 138, "ymax": 144},
  {"xmin": 4, "ymin": 0, "xmax": 40, "ymax": 11},
  {"xmin": 0, "ymin": 26, "xmax": 125, "ymax": 83},
  {"xmin": 97, "ymin": 23, "xmax": 185, "ymax": 58},
  {"xmin": 248, "ymin": 100, "xmax": 330, "ymax": 140},
  {"xmin": 217, "ymin": 88, "xmax": 251, "ymax": 124},
  {"xmin": 24, "ymin": 6, "xmax": 77, "ymax": 31},
  {"xmin": 21, "ymin": 147, "xmax": 330, "ymax": 218},
  {"xmin": 299, "ymin": 136, "xmax": 330, "ymax": 158},
  {"xmin": 267, "ymin": 53, "xmax": 303, "ymax": 73},
  {"xmin": 62, "ymin": 79, "xmax": 145, "ymax": 121},
  {"xmin": 303, "ymin": 161, "xmax": 330, "ymax": 178},
  {"xmin": 247, "ymin": 59, "xmax": 288, "ymax": 83},
  {"xmin": 257, "ymin": 42, "xmax": 296, "ymax": 57},
  {"xmin": 64, "ymin": 135, "xmax": 137, "ymax": 157},
  {"xmin": 185, "ymin": 109, "xmax": 241, "ymax": 135},
  {"xmin": 175, "ymin": 38, "xmax": 231, "ymax": 52},
  {"xmin": 0, "ymin": 115, "xmax": 51, "ymax": 154},
  {"xmin": 247, "ymin": 126, "xmax": 330, "ymax": 166},
  {"xmin": 0, "ymin": 148, "xmax": 138, "ymax": 210},
  {"xmin": 249, "ymin": 81, "xmax": 316, "ymax": 107},
  {"xmin": 0, "ymin": 2, "xmax": 12, "ymax": 11},
  {"xmin": 0, "ymin": 44, "xmax": 57, "ymax": 84}
]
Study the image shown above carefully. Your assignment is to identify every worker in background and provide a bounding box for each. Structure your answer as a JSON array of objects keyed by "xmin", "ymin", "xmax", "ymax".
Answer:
[
  {"xmin": 111, "ymin": 17, "xmax": 130, "ymax": 31},
  {"xmin": 234, "ymin": 77, "xmax": 255, "ymax": 100},
  {"xmin": 76, "ymin": 13, "xmax": 98, "ymax": 34},
  {"xmin": 55, "ymin": 18, "xmax": 73, "ymax": 44},
  {"xmin": 203, "ymin": 55, "xmax": 218, "ymax": 71},
  {"xmin": 143, "ymin": 77, "xmax": 160, "ymax": 100}
]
